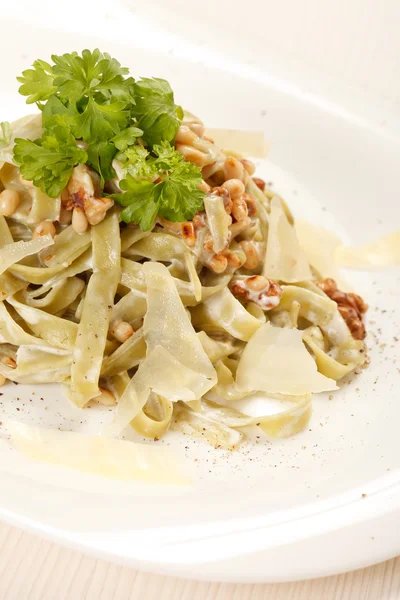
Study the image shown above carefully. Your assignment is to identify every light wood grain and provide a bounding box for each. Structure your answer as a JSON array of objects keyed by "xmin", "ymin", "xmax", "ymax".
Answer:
[{"xmin": 0, "ymin": 523, "xmax": 398, "ymax": 600}]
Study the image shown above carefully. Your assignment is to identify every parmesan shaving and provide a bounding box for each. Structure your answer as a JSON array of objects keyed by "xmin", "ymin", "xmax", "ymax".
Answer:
[
  {"xmin": 335, "ymin": 230, "xmax": 400, "ymax": 268},
  {"xmin": 263, "ymin": 198, "xmax": 312, "ymax": 282},
  {"xmin": 236, "ymin": 323, "xmax": 337, "ymax": 395},
  {"xmin": 6, "ymin": 420, "xmax": 188, "ymax": 484},
  {"xmin": 295, "ymin": 219, "xmax": 350, "ymax": 289}
]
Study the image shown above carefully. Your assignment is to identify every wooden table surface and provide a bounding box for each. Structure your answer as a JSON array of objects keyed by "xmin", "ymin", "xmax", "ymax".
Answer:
[{"xmin": 0, "ymin": 523, "xmax": 398, "ymax": 600}]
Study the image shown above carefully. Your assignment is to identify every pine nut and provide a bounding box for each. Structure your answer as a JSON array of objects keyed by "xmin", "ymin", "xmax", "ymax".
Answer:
[
  {"xmin": 32, "ymin": 221, "xmax": 56, "ymax": 239},
  {"xmin": 242, "ymin": 193, "xmax": 257, "ymax": 216},
  {"xmin": 232, "ymin": 197, "xmax": 248, "ymax": 222},
  {"xmin": 175, "ymin": 144, "xmax": 208, "ymax": 167},
  {"xmin": 187, "ymin": 123, "xmax": 205, "ymax": 137},
  {"xmin": 0, "ymin": 374, "xmax": 6, "ymax": 387},
  {"xmin": 222, "ymin": 178, "xmax": 245, "ymax": 200},
  {"xmin": 110, "ymin": 320, "xmax": 134, "ymax": 343},
  {"xmin": 253, "ymin": 177, "xmax": 266, "ymax": 191},
  {"xmin": 223, "ymin": 249, "xmax": 245, "ymax": 268},
  {"xmin": 223, "ymin": 157, "xmax": 244, "ymax": 181},
  {"xmin": 239, "ymin": 240, "xmax": 259, "ymax": 270},
  {"xmin": 207, "ymin": 254, "xmax": 228, "ymax": 273},
  {"xmin": 241, "ymin": 159, "xmax": 256, "ymax": 175},
  {"xmin": 72, "ymin": 207, "xmax": 89, "ymax": 234},
  {"xmin": 158, "ymin": 218, "xmax": 182, "ymax": 234},
  {"xmin": 175, "ymin": 125, "xmax": 197, "ymax": 145},
  {"xmin": 181, "ymin": 222, "xmax": 196, "ymax": 247},
  {"xmin": 246, "ymin": 275, "xmax": 269, "ymax": 291},
  {"xmin": 0, "ymin": 189, "xmax": 20, "ymax": 216}
]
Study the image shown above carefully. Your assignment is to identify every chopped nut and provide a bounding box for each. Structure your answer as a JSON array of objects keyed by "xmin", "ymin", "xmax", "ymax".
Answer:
[
  {"xmin": 207, "ymin": 254, "xmax": 228, "ymax": 273},
  {"xmin": 317, "ymin": 278, "xmax": 337, "ymax": 294},
  {"xmin": 346, "ymin": 317, "xmax": 366, "ymax": 341},
  {"xmin": 181, "ymin": 221, "xmax": 196, "ymax": 247},
  {"xmin": 222, "ymin": 248, "xmax": 245, "ymax": 269},
  {"xmin": 223, "ymin": 157, "xmax": 245, "ymax": 182},
  {"xmin": 32, "ymin": 221, "xmax": 56, "ymax": 239},
  {"xmin": 348, "ymin": 292, "xmax": 368, "ymax": 315},
  {"xmin": 175, "ymin": 125, "xmax": 197, "ymax": 145},
  {"xmin": 241, "ymin": 159, "xmax": 256, "ymax": 176},
  {"xmin": 221, "ymin": 178, "xmax": 245, "ymax": 200},
  {"xmin": 159, "ymin": 218, "xmax": 197, "ymax": 247},
  {"xmin": 317, "ymin": 278, "xmax": 368, "ymax": 340},
  {"xmin": 175, "ymin": 143, "xmax": 208, "ymax": 167},
  {"xmin": 110, "ymin": 320, "xmax": 134, "ymax": 343},
  {"xmin": 230, "ymin": 276, "xmax": 282, "ymax": 310},
  {"xmin": 187, "ymin": 122, "xmax": 205, "ymax": 137},
  {"xmin": 241, "ymin": 193, "xmax": 257, "ymax": 217},
  {"xmin": 238, "ymin": 240, "xmax": 259, "ymax": 270},
  {"xmin": 72, "ymin": 207, "xmax": 89, "ymax": 234},
  {"xmin": 253, "ymin": 177, "xmax": 266, "ymax": 191},
  {"xmin": 84, "ymin": 196, "xmax": 114, "ymax": 226},
  {"xmin": 231, "ymin": 196, "xmax": 248, "ymax": 222},
  {"xmin": 0, "ymin": 189, "xmax": 20, "ymax": 216},
  {"xmin": 64, "ymin": 164, "xmax": 112, "ymax": 226}
]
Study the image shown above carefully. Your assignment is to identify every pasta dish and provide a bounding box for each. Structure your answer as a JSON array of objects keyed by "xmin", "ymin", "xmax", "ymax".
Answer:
[{"xmin": 0, "ymin": 50, "xmax": 368, "ymax": 451}]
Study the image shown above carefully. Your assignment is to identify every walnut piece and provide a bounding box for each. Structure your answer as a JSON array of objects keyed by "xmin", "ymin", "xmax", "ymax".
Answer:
[
  {"xmin": 317, "ymin": 278, "xmax": 368, "ymax": 340},
  {"xmin": 230, "ymin": 276, "xmax": 282, "ymax": 310},
  {"xmin": 64, "ymin": 164, "xmax": 113, "ymax": 227}
]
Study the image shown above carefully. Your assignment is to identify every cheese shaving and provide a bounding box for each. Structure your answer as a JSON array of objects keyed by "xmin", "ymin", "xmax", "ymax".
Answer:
[
  {"xmin": 6, "ymin": 420, "xmax": 189, "ymax": 485},
  {"xmin": 236, "ymin": 323, "xmax": 337, "ymax": 395}
]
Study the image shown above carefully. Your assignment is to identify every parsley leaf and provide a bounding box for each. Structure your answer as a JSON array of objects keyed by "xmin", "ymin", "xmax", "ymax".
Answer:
[
  {"xmin": 13, "ymin": 116, "xmax": 87, "ymax": 198},
  {"xmin": 17, "ymin": 60, "xmax": 57, "ymax": 104},
  {"xmin": 131, "ymin": 78, "xmax": 183, "ymax": 146},
  {"xmin": 153, "ymin": 143, "xmax": 205, "ymax": 222},
  {"xmin": 117, "ymin": 145, "xmax": 154, "ymax": 179},
  {"xmin": 111, "ymin": 142, "xmax": 205, "ymax": 230},
  {"xmin": 112, "ymin": 126, "xmax": 143, "ymax": 151},
  {"xmin": 0, "ymin": 122, "xmax": 11, "ymax": 147},
  {"xmin": 51, "ymin": 49, "xmax": 131, "ymax": 103},
  {"xmin": 72, "ymin": 97, "xmax": 129, "ymax": 143},
  {"xmin": 87, "ymin": 141, "xmax": 116, "ymax": 187},
  {"xmin": 41, "ymin": 94, "xmax": 75, "ymax": 126},
  {"xmin": 117, "ymin": 177, "xmax": 159, "ymax": 230}
]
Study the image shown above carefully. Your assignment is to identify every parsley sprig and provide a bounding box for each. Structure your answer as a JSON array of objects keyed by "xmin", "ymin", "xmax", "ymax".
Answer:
[
  {"xmin": 13, "ymin": 49, "xmax": 205, "ymax": 229},
  {"xmin": 111, "ymin": 142, "xmax": 205, "ymax": 231},
  {"xmin": 13, "ymin": 115, "xmax": 88, "ymax": 198}
]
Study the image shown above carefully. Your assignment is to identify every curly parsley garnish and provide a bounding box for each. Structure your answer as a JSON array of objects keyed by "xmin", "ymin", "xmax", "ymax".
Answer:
[
  {"xmin": 111, "ymin": 142, "xmax": 205, "ymax": 231},
  {"xmin": 13, "ymin": 49, "xmax": 205, "ymax": 228}
]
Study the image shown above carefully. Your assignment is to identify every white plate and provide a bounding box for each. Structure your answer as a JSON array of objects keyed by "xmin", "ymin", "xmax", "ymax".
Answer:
[{"xmin": 0, "ymin": 15, "xmax": 399, "ymax": 583}]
